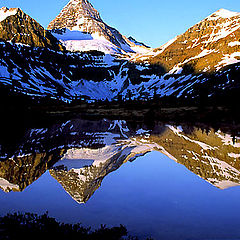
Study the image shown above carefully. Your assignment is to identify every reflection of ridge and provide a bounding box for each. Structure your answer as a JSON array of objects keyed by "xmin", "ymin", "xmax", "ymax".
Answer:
[
  {"xmin": 0, "ymin": 150, "xmax": 64, "ymax": 192},
  {"xmin": 49, "ymin": 124, "xmax": 240, "ymax": 204},
  {"xmin": 152, "ymin": 126, "xmax": 240, "ymax": 189},
  {"xmin": 49, "ymin": 143, "xmax": 158, "ymax": 203},
  {"xmin": 1, "ymin": 118, "xmax": 240, "ymax": 201},
  {"xmin": 0, "ymin": 119, "xmax": 131, "ymax": 193}
]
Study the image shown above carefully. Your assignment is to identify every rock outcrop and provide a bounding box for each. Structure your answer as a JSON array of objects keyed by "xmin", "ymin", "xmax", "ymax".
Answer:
[
  {"xmin": 48, "ymin": 0, "xmax": 149, "ymax": 54},
  {"xmin": 0, "ymin": 7, "xmax": 64, "ymax": 51},
  {"xmin": 149, "ymin": 9, "xmax": 240, "ymax": 73}
]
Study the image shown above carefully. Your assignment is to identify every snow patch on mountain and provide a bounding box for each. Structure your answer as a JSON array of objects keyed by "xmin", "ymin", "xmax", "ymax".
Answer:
[
  {"xmin": 228, "ymin": 153, "xmax": 240, "ymax": 159},
  {"xmin": 52, "ymin": 29, "xmax": 93, "ymax": 41},
  {"xmin": 228, "ymin": 41, "xmax": 240, "ymax": 47},
  {"xmin": 61, "ymin": 145, "xmax": 122, "ymax": 167},
  {"xmin": 52, "ymin": 29, "xmax": 122, "ymax": 54},
  {"xmin": 167, "ymin": 125, "xmax": 216, "ymax": 150},
  {"xmin": 52, "ymin": 28, "xmax": 148, "ymax": 54},
  {"xmin": 0, "ymin": 7, "xmax": 17, "ymax": 22},
  {"xmin": 208, "ymin": 9, "xmax": 240, "ymax": 20},
  {"xmin": 63, "ymin": 39, "xmax": 121, "ymax": 54},
  {"xmin": 214, "ymin": 180, "xmax": 240, "ymax": 189},
  {"xmin": 216, "ymin": 52, "xmax": 240, "ymax": 70},
  {"xmin": 169, "ymin": 49, "xmax": 217, "ymax": 74},
  {"xmin": 216, "ymin": 131, "xmax": 240, "ymax": 148},
  {"xmin": 0, "ymin": 178, "xmax": 19, "ymax": 192},
  {"xmin": 204, "ymin": 23, "xmax": 240, "ymax": 44}
]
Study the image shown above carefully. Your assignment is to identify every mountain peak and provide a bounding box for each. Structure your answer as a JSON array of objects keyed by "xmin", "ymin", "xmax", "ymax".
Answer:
[
  {"xmin": 48, "ymin": 0, "xmax": 140, "ymax": 53},
  {"xmin": 210, "ymin": 8, "xmax": 240, "ymax": 19},
  {"xmin": 0, "ymin": 7, "xmax": 63, "ymax": 50},
  {"xmin": 149, "ymin": 7, "xmax": 240, "ymax": 73},
  {"xmin": 48, "ymin": 0, "xmax": 102, "ymax": 31}
]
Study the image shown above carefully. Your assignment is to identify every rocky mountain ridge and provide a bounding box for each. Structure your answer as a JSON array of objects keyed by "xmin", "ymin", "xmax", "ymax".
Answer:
[
  {"xmin": 0, "ymin": 40, "xmax": 239, "ymax": 103},
  {"xmin": 0, "ymin": 4, "xmax": 240, "ymax": 104},
  {"xmin": 0, "ymin": 7, "xmax": 63, "ymax": 51},
  {"xmin": 148, "ymin": 9, "xmax": 240, "ymax": 73},
  {"xmin": 48, "ymin": 0, "xmax": 150, "ymax": 54}
]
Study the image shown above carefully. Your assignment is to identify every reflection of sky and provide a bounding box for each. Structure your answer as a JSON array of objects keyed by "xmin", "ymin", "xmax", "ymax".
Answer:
[{"xmin": 1, "ymin": 151, "xmax": 240, "ymax": 240}]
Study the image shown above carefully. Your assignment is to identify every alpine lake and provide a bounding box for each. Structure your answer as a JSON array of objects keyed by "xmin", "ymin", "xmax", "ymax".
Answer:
[{"xmin": 0, "ymin": 107, "xmax": 240, "ymax": 240}]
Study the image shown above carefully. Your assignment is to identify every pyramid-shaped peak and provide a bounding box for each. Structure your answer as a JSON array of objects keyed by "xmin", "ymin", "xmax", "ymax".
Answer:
[
  {"xmin": 65, "ymin": 0, "xmax": 100, "ymax": 18},
  {"xmin": 211, "ymin": 8, "xmax": 240, "ymax": 18},
  {"xmin": 48, "ymin": 0, "xmax": 102, "ymax": 30},
  {"xmin": 48, "ymin": 0, "xmax": 146, "ymax": 52}
]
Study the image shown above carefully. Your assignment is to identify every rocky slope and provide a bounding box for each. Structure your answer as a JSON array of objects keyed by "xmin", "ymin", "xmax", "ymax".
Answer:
[
  {"xmin": 1, "ymin": 40, "xmax": 240, "ymax": 103},
  {"xmin": 149, "ymin": 9, "xmax": 240, "ymax": 73},
  {"xmin": 0, "ymin": 7, "xmax": 63, "ymax": 51},
  {"xmin": 48, "ymin": 0, "xmax": 150, "ymax": 54}
]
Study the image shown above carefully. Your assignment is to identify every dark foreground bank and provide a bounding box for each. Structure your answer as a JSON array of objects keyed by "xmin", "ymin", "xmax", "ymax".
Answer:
[{"xmin": 0, "ymin": 212, "xmax": 153, "ymax": 240}]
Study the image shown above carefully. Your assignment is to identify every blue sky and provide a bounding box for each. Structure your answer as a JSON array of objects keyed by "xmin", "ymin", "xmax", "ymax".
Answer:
[{"xmin": 1, "ymin": 0, "xmax": 240, "ymax": 48}]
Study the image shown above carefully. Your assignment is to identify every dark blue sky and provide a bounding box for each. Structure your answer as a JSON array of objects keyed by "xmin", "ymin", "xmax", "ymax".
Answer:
[{"xmin": 1, "ymin": 0, "xmax": 240, "ymax": 47}]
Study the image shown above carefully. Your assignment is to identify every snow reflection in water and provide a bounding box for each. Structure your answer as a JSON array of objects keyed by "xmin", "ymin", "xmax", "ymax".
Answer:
[{"xmin": 0, "ymin": 118, "xmax": 240, "ymax": 239}]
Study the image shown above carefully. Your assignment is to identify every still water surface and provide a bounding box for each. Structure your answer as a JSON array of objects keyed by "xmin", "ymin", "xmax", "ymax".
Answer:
[{"xmin": 1, "ymin": 151, "xmax": 240, "ymax": 240}]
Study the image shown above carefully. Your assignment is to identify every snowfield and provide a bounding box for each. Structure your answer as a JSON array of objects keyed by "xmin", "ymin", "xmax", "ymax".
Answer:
[
  {"xmin": 0, "ymin": 7, "xmax": 18, "ymax": 22},
  {"xmin": 52, "ymin": 29, "xmax": 150, "ymax": 55}
]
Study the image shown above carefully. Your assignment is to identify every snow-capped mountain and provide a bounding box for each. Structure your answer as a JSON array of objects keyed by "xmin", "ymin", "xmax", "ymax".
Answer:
[
  {"xmin": 0, "ymin": 7, "xmax": 63, "ymax": 51},
  {"xmin": 0, "ymin": 6, "xmax": 240, "ymax": 103},
  {"xmin": 149, "ymin": 9, "xmax": 240, "ymax": 73},
  {"xmin": 0, "ymin": 39, "xmax": 239, "ymax": 103},
  {"xmin": 48, "ymin": 0, "xmax": 150, "ymax": 54}
]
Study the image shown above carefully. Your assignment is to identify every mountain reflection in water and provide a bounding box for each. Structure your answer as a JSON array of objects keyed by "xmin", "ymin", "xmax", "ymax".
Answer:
[{"xmin": 0, "ymin": 117, "xmax": 240, "ymax": 204}]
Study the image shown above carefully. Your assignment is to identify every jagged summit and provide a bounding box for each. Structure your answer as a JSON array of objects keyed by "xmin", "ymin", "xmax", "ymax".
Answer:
[
  {"xmin": 48, "ymin": 0, "xmax": 150, "ymax": 54},
  {"xmin": 149, "ymin": 7, "xmax": 240, "ymax": 73},
  {"xmin": 68, "ymin": 0, "xmax": 101, "ymax": 20},
  {"xmin": 48, "ymin": 0, "xmax": 102, "ymax": 31},
  {"xmin": 48, "ymin": 0, "xmax": 129, "ymax": 49}
]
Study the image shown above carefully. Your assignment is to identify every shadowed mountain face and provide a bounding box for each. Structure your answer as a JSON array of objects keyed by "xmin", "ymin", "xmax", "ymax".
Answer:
[
  {"xmin": 0, "ymin": 6, "xmax": 240, "ymax": 103},
  {"xmin": 0, "ymin": 117, "xmax": 240, "ymax": 203},
  {"xmin": 0, "ymin": 39, "xmax": 240, "ymax": 104}
]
